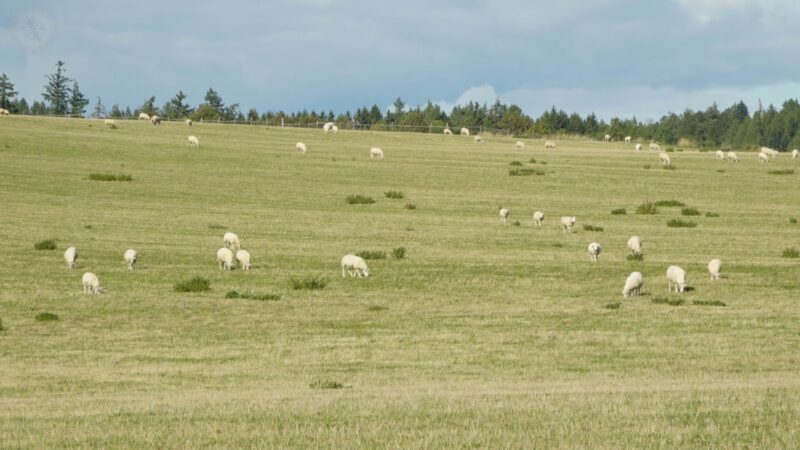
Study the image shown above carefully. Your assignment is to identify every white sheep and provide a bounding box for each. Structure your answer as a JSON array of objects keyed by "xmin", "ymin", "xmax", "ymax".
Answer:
[
  {"xmin": 604, "ymin": 134, "xmax": 611, "ymax": 142},
  {"xmin": 627, "ymin": 236, "xmax": 642, "ymax": 254},
  {"xmin": 138, "ymin": 112, "xmax": 150, "ymax": 120},
  {"xmin": 793, "ymin": 149, "xmax": 798, "ymax": 159},
  {"xmin": 223, "ymin": 232, "xmax": 240, "ymax": 250},
  {"xmin": 81, "ymin": 272, "xmax": 103, "ymax": 294},
  {"xmin": 341, "ymin": 254, "xmax": 369, "ymax": 277},
  {"xmin": 560, "ymin": 216, "xmax": 576, "ymax": 233},
  {"xmin": 323, "ymin": 122, "xmax": 334, "ymax": 133},
  {"xmin": 545, "ymin": 140, "xmax": 557, "ymax": 149},
  {"xmin": 124, "ymin": 248, "xmax": 138, "ymax": 270},
  {"xmin": 332, "ymin": 125, "xmax": 339, "ymax": 133},
  {"xmin": 635, "ymin": 143, "xmax": 642, "ymax": 152},
  {"xmin": 236, "ymin": 249, "xmax": 252, "ymax": 270},
  {"xmin": 587, "ymin": 242, "xmax": 602, "ymax": 262},
  {"xmin": 217, "ymin": 247, "xmax": 234, "ymax": 270},
  {"xmin": 516, "ymin": 141, "xmax": 525, "ymax": 149},
  {"xmin": 444, "ymin": 128, "xmax": 453, "ymax": 135},
  {"xmin": 187, "ymin": 135, "xmax": 200, "ymax": 147},
  {"xmin": 666, "ymin": 265, "xmax": 687, "ymax": 293},
  {"xmin": 104, "ymin": 119, "xmax": 116, "ymax": 128},
  {"xmin": 708, "ymin": 258, "xmax": 721, "ymax": 281},
  {"xmin": 726, "ymin": 151, "xmax": 739, "ymax": 162},
  {"xmin": 295, "ymin": 142, "xmax": 307, "ymax": 154},
  {"xmin": 624, "ymin": 136, "xmax": 632, "ymax": 143},
  {"xmin": 622, "ymin": 271, "xmax": 643, "ymax": 298},
  {"xmin": 758, "ymin": 152, "xmax": 769, "ymax": 163},
  {"xmin": 64, "ymin": 246, "xmax": 78, "ymax": 270},
  {"xmin": 760, "ymin": 147, "xmax": 778, "ymax": 158},
  {"xmin": 533, "ymin": 211, "xmax": 544, "ymax": 226},
  {"xmin": 150, "ymin": 115, "xmax": 161, "ymax": 125},
  {"xmin": 186, "ymin": 119, "xmax": 193, "ymax": 126},
  {"xmin": 474, "ymin": 135, "xmax": 483, "ymax": 143},
  {"xmin": 460, "ymin": 127, "xmax": 470, "ymax": 136},
  {"xmin": 649, "ymin": 143, "xmax": 661, "ymax": 152},
  {"xmin": 658, "ymin": 152, "xmax": 671, "ymax": 165},
  {"xmin": 499, "ymin": 208, "xmax": 509, "ymax": 223},
  {"xmin": 370, "ymin": 147, "xmax": 384, "ymax": 159},
  {"xmin": 715, "ymin": 150, "xmax": 725, "ymax": 160},
  {"xmin": 0, "ymin": 108, "xmax": 9, "ymax": 115}
]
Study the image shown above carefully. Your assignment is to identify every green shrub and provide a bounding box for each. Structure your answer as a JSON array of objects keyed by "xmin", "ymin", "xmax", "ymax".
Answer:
[
  {"xmin": 666, "ymin": 218, "xmax": 697, "ymax": 228},
  {"xmin": 642, "ymin": 164, "xmax": 651, "ymax": 169},
  {"xmin": 367, "ymin": 305, "xmax": 388, "ymax": 312},
  {"xmin": 528, "ymin": 158, "xmax": 537, "ymax": 164},
  {"xmin": 508, "ymin": 168, "xmax": 545, "ymax": 176},
  {"xmin": 208, "ymin": 224, "xmax": 225, "ymax": 230},
  {"xmin": 290, "ymin": 276, "xmax": 328, "ymax": 290},
  {"xmin": 509, "ymin": 161, "xmax": 523, "ymax": 166},
  {"xmin": 174, "ymin": 277, "xmax": 211, "ymax": 292},
  {"xmin": 384, "ymin": 190, "xmax": 404, "ymax": 199},
  {"xmin": 782, "ymin": 247, "xmax": 800, "ymax": 258},
  {"xmin": 662, "ymin": 165, "xmax": 676, "ymax": 170},
  {"xmin": 665, "ymin": 147, "xmax": 674, "ymax": 152},
  {"xmin": 226, "ymin": 290, "xmax": 280, "ymax": 301},
  {"xmin": 405, "ymin": 203, "xmax": 417, "ymax": 210},
  {"xmin": 692, "ymin": 300, "xmax": 726, "ymax": 307},
  {"xmin": 309, "ymin": 379, "xmax": 344, "ymax": 389},
  {"xmin": 391, "ymin": 247, "xmax": 406, "ymax": 259},
  {"xmin": 626, "ymin": 253, "xmax": 644, "ymax": 261},
  {"xmin": 768, "ymin": 169, "xmax": 794, "ymax": 175},
  {"xmin": 636, "ymin": 202, "xmax": 658, "ymax": 215},
  {"xmin": 34, "ymin": 239, "xmax": 57, "ymax": 250},
  {"xmin": 88, "ymin": 173, "xmax": 133, "ymax": 181},
  {"xmin": 651, "ymin": 297, "xmax": 684, "ymax": 306},
  {"xmin": 583, "ymin": 224, "xmax": 604, "ymax": 232},
  {"xmin": 35, "ymin": 312, "xmax": 59, "ymax": 321},
  {"xmin": 610, "ymin": 208, "xmax": 626, "ymax": 215},
  {"xmin": 705, "ymin": 212, "xmax": 719, "ymax": 218},
  {"xmin": 346, "ymin": 194, "xmax": 375, "ymax": 204},
  {"xmin": 512, "ymin": 220, "xmax": 521, "ymax": 227},
  {"xmin": 654, "ymin": 200, "xmax": 685, "ymax": 207},
  {"xmin": 0, "ymin": 318, "xmax": 4, "ymax": 331},
  {"xmin": 604, "ymin": 302, "xmax": 621, "ymax": 310},
  {"xmin": 356, "ymin": 250, "xmax": 386, "ymax": 260},
  {"xmin": 681, "ymin": 207, "xmax": 701, "ymax": 216},
  {"xmin": 790, "ymin": 218, "xmax": 798, "ymax": 224},
  {"xmin": 717, "ymin": 169, "xmax": 725, "ymax": 173}
]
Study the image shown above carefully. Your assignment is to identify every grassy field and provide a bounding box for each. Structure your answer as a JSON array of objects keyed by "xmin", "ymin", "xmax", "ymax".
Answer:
[{"xmin": 1, "ymin": 116, "xmax": 799, "ymax": 448}]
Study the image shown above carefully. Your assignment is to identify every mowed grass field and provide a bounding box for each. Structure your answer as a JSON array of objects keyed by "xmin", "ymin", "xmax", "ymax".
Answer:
[{"xmin": 1, "ymin": 116, "xmax": 799, "ymax": 448}]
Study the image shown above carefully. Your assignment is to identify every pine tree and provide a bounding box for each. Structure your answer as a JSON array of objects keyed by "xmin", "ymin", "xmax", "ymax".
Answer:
[
  {"xmin": 69, "ymin": 81, "xmax": 89, "ymax": 117},
  {"xmin": 203, "ymin": 88, "xmax": 225, "ymax": 115},
  {"xmin": 140, "ymin": 96, "xmax": 157, "ymax": 116},
  {"xmin": 15, "ymin": 98, "xmax": 30, "ymax": 115},
  {"xmin": 110, "ymin": 104, "xmax": 122, "ymax": 118},
  {"xmin": 167, "ymin": 90, "xmax": 192, "ymax": 119},
  {"xmin": 42, "ymin": 61, "xmax": 71, "ymax": 115},
  {"xmin": 0, "ymin": 73, "xmax": 18, "ymax": 110},
  {"xmin": 91, "ymin": 96, "xmax": 106, "ymax": 118}
]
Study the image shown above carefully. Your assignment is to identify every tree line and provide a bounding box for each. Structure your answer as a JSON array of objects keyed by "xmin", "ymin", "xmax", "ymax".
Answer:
[{"xmin": 2, "ymin": 61, "xmax": 800, "ymax": 150}]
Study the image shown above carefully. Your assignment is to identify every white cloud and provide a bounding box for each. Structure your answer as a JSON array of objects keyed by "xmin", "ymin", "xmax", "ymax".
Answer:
[
  {"xmin": 435, "ymin": 84, "xmax": 500, "ymax": 112},
  {"xmin": 674, "ymin": 0, "xmax": 800, "ymax": 25}
]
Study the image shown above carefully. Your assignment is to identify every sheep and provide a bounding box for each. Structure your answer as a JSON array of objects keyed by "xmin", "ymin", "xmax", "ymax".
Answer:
[
  {"xmin": 635, "ymin": 143, "xmax": 642, "ymax": 152},
  {"xmin": 533, "ymin": 211, "xmax": 544, "ymax": 226},
  {"xmin": 627, "ymin": 236, "xmax": 642, "ymax": 254},
  {"xmin": 323, "ymin": 122, "xmax": 334, "ymax": 133},
  {"xmin": 622, "ymin": 271, "xmax": 643, "ymax": 298},
  {"xmin": 460, "ymin": 127, "xmax": 470, "ymax": 136},
  {"xmin": 81, "ymin": 272, "xmax": 104, "ymax": 294},
  {"xmin": 649, "ymin": 142, "xmax": 661, "ymax": 152},
  {"xmin": 793, "ymin": 149, "xmax": 799, "ymax": 159},
  {"xmin": 341, "ymin": 254, "xmax": 370, "ymax": 277},
  {"xmin": 187, "ymin": 135, "xmax": 200, "ymax": 147},
  {"xmin": 0, "ymin": 108, "xmax": 9, "ymax": 115},
  {"xmin": 150, "ymin": 115, "xmax": 161, "ymax": 125},
  {"xmin": 587, "ymin": 242, "xmax": 602, "ymax": 262},
  {"xmin": 217, "ymin": 247, "xmax": 234, "ymax": 270},
  {"xmin": 64, "ymin": 246, "xmax": 78, "ymax": 270},
  {"xmin": 370, "ymin": 147, "xmax": 384, "ymax": 159},
  {"xmin": 545, "ymin": 140, "xmax": 557, "ymax": 149},
  {"xmin": 758, "ymin": 152, "xmax": 769, "ymax": 163},
  {"xmin": 138, "ymin": 112, "xmax": 150, "ymax": 120},
  {"xmin": 331, "ymin": 125, "xmax": 338, "ymax": 133},
  {"xmin": 666, "ymin": 265, "xmax": 687, "ymax": 293},
  {"xmin": 236, "ymin": 249, "xmax": 252, "ymax": 270},
  {"xmin": 726, "ymin": 151, "xmax": 739, "ymax": 162},
  {"xmin": 186, "ymin": 119, "xmax": 193, "ymax": 126},
  {"xmin": 624, "ymin": 136, "xmax": 632, "ymax": 143},
  {"xmin": 123, "ymin": 249, "xmax": 138, "ymax": 270},
  {"xmin": 760, "ymin": 146, "xmax": 778, "ymax": 158},
  {"xmin": 223, "ymin": 232, "xmax": 240, "ymax": 250},
  {"xmin": 474, "ymin": 135, "xmax": 483, "ymax": 143},
  {"xmin": 604, "ymin": 134, "xmax": 611, "ymax": 142},
  {"xmin": 104, "ymin": 119, "xmax": 116, "ymax": 128},
  {"xmin": 516, "ymin": 141, "xmax": 525, "ymax": 149},
  {"xmin": 499, "ymin": 207, "xmax": 509, "ymax": 223},
  {"xmin": 295, "ymin": 142, "xmax": 307, "ymax": 154},
  {"xmin": 444, "ymin": 128, "xmax": 453, "ymax": 135},
  {"xmin": 708, "ymin": 258, "xmax": 721, "ymax": 281},
  {"xmin": 658, "ymin": 152, "xmax": 671, "ymax": 165},
  {"xmin": 715, "ymin": 150, "xmax": 725, "ymax": 160},
  {"xmin": 560, "ymin": 216, "xmax": 576, "ymax": 233}
]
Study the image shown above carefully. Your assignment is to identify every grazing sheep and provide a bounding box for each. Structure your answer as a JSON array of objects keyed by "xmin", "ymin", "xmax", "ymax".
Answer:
[
  {"xmin": 81, "ymin": 272, "xmax": 103, "ymax": 294},
  {"xmin": 444, "ymin": 128, "xmax": 453, "ymax": 135},
  {"xmin": 627, "ymin": 236, "xmax": 642, "ymax": 254},
  {"xmin": 295, "ymin": 142, "xmax": 307, "ymax": 154},
  {"xmin": 516, "ymin": 141, "xmax": 526, "ymax": 149},
  {"xmin": 545, "ymin": 140, "xmax": 557, "ymax": 149},
  {"xmin": 560, "ymin": 216, "xmax": 576, "ymax": 233},
  {"xmin": 104, "ymin": 119, "xmax": 116, "ymax": 128},
  {"xmin": 64, "ymin": 246, "xmax": 78, "ymax": 270},
  {"xmin": 499, "ymin": 208, "xmax": 509, "ymax": 223},
  {"xmin": 604, "ymin": 134, "xmax": 611, "ymax": 142},
  {"xmin": 150, "ymin": 115, "xmax": 161, "ymax": 125},
  {"xmin": 708, "ymin": 258, "xmax": 722, "ymax": 281},
  {"xmin": 323, "ymin": 122, "xmax": 334, "ymax": 133},
  {"xmin": 124, "ymin": 249, "xmax": 138, "ymax": 270},
  {"xmin": 649, "ymin": 143, "xmax": 661, "ymax": 152},
  {"xmin": 0, "ymin": 108, "xmax": 9, "ymax": 115},
  {"xmin": 217, "ymin": 247, "xmax": 234, "ymax": 270},
  {"xmin": 341, "ymin": 254, "xmax": 370, "ymax": 277},
  {"xmin": 624, "ymin": 136, "xmax": 632, "ymax": 143},
  {"xmin": 370, "ymin": 147, "xmax": 384, "ymax": 159},
  {"xmin": 635, "ymin": 143, "xmax": 642, "ymax": 152},
  {"xmin": 138, "ymin": 112, "xmax": 150, "ymax": 120},
  {"xmin": 187, "ymin": 135, "xmax": 200, "ymax": 147},
  {"xmin": 666, "ymin": 265, "xmax": 687, "ymax": 293},
  {"xmin": 760, "ymin": 147, "xmax": 778, "ymax": 158},
  {"xmin": 658, "ymin": 152, "xmax": 671, "ymax": 165},
  {"xmin": 474, "ymin": 135, "xmax": 483, "ymax": 143},
  {"xmin": 793, "ymin": 149, "xmax": 798, "ymax": 159},
  {"xmin": 533, "ymin": 211, "xmax": 544, "ymax": 226},
  {"xmin": 715, "ymin": 150, "xmax": 725, "ymax": 160},
  {"xmin": 223, "ymin": 232, "xmax": 240, "ymax": 250},
  {"xmin": 460, "ymin": 127, "xmax": 470, "ymax": 136},
  {"xmin": 622, "ymin": 271, "xmax": 644, "ymax": 298},
  {"xmin": 186, "ymin": 119, "xmax": 193, "ymax": 126},
  {"xmin": 587, "ymin": 242, "xmax": 602, "ymax": 262},
  {"xmin": 236, "ymin": 249, "xmax": 252, "ymax": 270},
  {"xmin": 758, "ymin": 152, "xmax": 769, "ymax": 163},
  {"xmin": 332, "ymin": 125, "xmax": 338, "ymax": 133},
  {"xmin": 726, "ymin": 151, "xmax": 739, "ymax": 162}
]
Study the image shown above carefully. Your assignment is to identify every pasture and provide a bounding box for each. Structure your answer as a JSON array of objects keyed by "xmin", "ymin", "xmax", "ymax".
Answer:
[{"xmin": 1, "ymin": 116, "xmax": 799, "ymax": 448}]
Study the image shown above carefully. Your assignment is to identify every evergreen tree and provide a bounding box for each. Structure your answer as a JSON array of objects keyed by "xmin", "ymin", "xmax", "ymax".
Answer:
[
  {"xmin": 68, "ymin": 81, "xmax": 89, "ymax": 117},
  {"xmin": 31, "ymin": 100, "xmax": 49, "ymax": 115},
  {"xmin": 110, "ymin": 104, "xmax": 123, "ymax": 118},
  {"xmin": 167, "ymin": 90, "xmax": 192, "ymax": 119},
  {"xmin": 42, "ymin": 60, "xmax": 71, "ymax": 114},
  {"xmin": 139, "ymin": 96, "xmax": 157, "ymax": 116},
  {"xmin": 0, "ymin": 73, "xmax": 18, "ymax": 110},
  {"xmin": 15, "ymin": 98, "xmax": 30, "ymax": 115},
  {"xmin": 203, "ymin": 88, "xmax": 225, "ymax": 115},
  {"xmin": 91, "ymin": 96, "xmax": 106, "ymax": 118}
]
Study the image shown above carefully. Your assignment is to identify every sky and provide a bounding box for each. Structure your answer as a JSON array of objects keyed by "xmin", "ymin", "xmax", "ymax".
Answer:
[{"xmin": 1, "ymin": 0, "xmax": 799, "ymax": 121}]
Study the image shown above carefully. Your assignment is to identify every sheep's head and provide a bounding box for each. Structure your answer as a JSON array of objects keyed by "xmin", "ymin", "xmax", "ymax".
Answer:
[{"xmin": 362, "ymin": 268, "xmax": 370, "ymax": 277}]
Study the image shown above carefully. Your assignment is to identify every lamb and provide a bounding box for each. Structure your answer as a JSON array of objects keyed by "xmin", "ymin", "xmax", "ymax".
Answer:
[
  {"xmin": 793, "ymin": 149, "xmax": 799, "ymax": 159},
  {"xmin": 726, "ymin": 151, "xmax": 739, "ymax": 162},
  {"xmin": 474, "ymin": 135, "xmax": 483, "ymax": 143},
  {"xmin": 104, "ymin": 119, "xmax": 116, "ymax": 128},
  {"xmin": 658, "ymin": 152, "xmax": 671, "ymax": 165},
  {"xmin": 622, "ymin": 271, "xmax": 643, "ymax": 298},
  {"xmin": 81, "ymin": 272, "xmax": 103, "ymax": 294},
  {"xmin": 186, "ymin": 119, "xmax": 193, "ymax": 126},
  {"xmin": 236, "ymin": 249, "xmax": 252, "ymax": 270},
  {"xmin": 138, "ymin": 112, "xmax": 150, "ymax": 120},
  {"xmin": 666, "ymin": 265, "xmax": 687, "ymax": 293},
  {"xmin": 545, "ymin": 140, "xmax": 557, "ymax": 149},
  {"xmin": 604, "ymin": 134, "xmax": 611, "ymax": 142},
  {"xmin": 624, "ymin": 136, "xmax": 632, "ymax": 143},
  {"xmin": 150, "ymin": 115, "xmax": 161, "ymax": 125},
  {"xmin": 499, "ymin": 207, "xmax": 509, "ymax": 223},
  {"xmin": 560, "ymin": 216, "xmax": 576, "ymax": 233},
  {"xmin": 707, "ymin": 258, "xmax": 721, "ymax": 281},
  {"xmin": 217, "ymin": 247, "xmax": 234, "ymax": 270},
  {"xmin": 323, "ymin": 122, "xmax": 334, "ymax": 133},
  {"xmin": 187, "ymin": 135, "xmax": 200, "ymax": 147},
  {"xmin": 516, "ymin": 141, "xmax": 525, "ymax": 149},
  {"xmin": 587, "ymin": 242, "xmax": 602, "ymax": 262},
  {"xmin": 635, "ymin": 143, "xmax": 642, "ymax": 152},
  {"xmin": 760, "ymin": 147, "xmax": 778, "ymax": 158},
  {"xmin": 223, "ymin": 232, "xmax": 240, "ymax": 250},
  {"xmin": 649, "ymin": 143, "xmax": 661, "ymax": 152},
  {"xmin": 64, "ymin": 246, "xmax": 78, "ymax": 270},
  {"xmin": 124, "ymin": 249, "xmax": 138, "ymax": 270},
  {"xmin": 627, "ymin": 235, "xmax": 642, "ymax": 254},
  {"xmin": 331, "ymin": 125, "xmax": 339, "ymax": 133},
  {"xmin": 533, "ymin": 211, "xmax": 544, "ymax": 226},
  {"xmin": 444, "ymin": 128, "xmax": 453, "ymax": 135},
  {"xmin": 460, "ymin": 127, "xmax": 470, "ymax": 136},
  {"xmin": 715, "ymin": 150, "xmax": 725, "ymax": 160},
  {"xmin": 341, "ymin": 254, "xmax": 370, "ymax": 277},
  {"xmin": 0, "ymin": 108, "xmax": 9, "ymax": 115},
  {"xmin": 758, "ymin": 152, "xmax": 769, "ymax": 163},
  {"xmin": 295, "ymin": 142, "xmax": 307, "ymax": 154},
  {"xmin": 370, "ymin": 147, "xmax": 384, "ymax": 159}
]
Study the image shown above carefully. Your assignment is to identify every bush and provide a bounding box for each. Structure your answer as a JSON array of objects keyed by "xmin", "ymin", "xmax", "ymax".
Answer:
[
  {"xmin": 681, "ymin": 207, "xmax": 701, "ymax": 216},
  {"xmin": 35, "ymin": 312, "xmax": 59, "ymax": 321},
  {"xmin": 626, "ymin": 253, "xmax": 644, "ymax": 261},
  {"xmin": 405, "ymin": 203, "xmax": 417, "ymax": 210},
  {"xmin": 768, "ymin": 169, "xmax": 794, "ymax": 175},
  {"xmin": 662, "ymin": 165, "xmax": 676, "ymax": 170},
  {"xmin": 665, "ymin": 147, "xmax": 674, "ymax": 152},
  {"xmin": 528, "ymin": 158, "xmax": 537, "ymax": 164},
  {"xmin": 356, "ymin": 250, "xmax": 386, "ymax": 260},
  {"xmin": 512, "ymin": 220, "xmax": 521, "ymax": 227},
  {"xmin": 583, "ymin": 224, "xmax": 604, "ymax": 232},
  {"xmin": 174, "ymin": 277, "xmax": 211, "ymax": 292},
  {"xmin": 367, "ymin": 305, "xmax": 388, "ymax": 312},
  {"xmin": 610, "ymin": 208, "xmax": 626, "ymax": 215},
  {"xmin": 384, "ymin": 190, "xmax": 404, "ymax": 199},
  {"xmin": 667, "ymin": 218, "xmax": 697, "ymax": 228},
  {"xmin": 309, "ymin": 379, "xmax": 344, "ymax": 389},
  {"xmin": 0, "ymin": 318, "xmax": 4, "ymax": 331},
  {"xmin": 705, "ymin": 212, "xmax": 720, "ymax": 218},
  {"xmin": 34, "ymin": 239, "xmax": 57, "ymax": 250},
  {"xmin": 654, "ymin": 200, "xmax": 685, "ymax": 207},
  {"xmin": 346, "ymin": 194, "xmax": 375, "ymax": 204},
  {"xmin": 226, "ymin": 290, "xmax": 280, "ymax": 301},
  {"xmin": 651, "ymin": 297, "xmax": 684, "ymax": 306},
  {"xmin": 642, "ymin": 164, "xmax": 651, "ymax": 169},
  {"xmin": 509, "ymin": 161, "xmax": 523, "ymax": 166},
  {"xmin": 88, "ymin": 173, "xmax": 133, "ymax": 181},
  {"xmin": 391, "ymin": 247, "xmax": 406, "ymax": 259},
  {"xmin": 782, "ymin": 247, "xmax": 800, "ymax": 258},
  {"xmin": 636, "ymin": 202, "xmax": 658, "ymax": 215},
  {"xmin": 290, "ymin": 276, "xmax": 328, "ymax": 290},
  {"xmin": 208, "ymin": 224, "xmax": 225, "ymax": 230},
  {"xmin": 692, "ymin": 300, "xmax": 726, "ymax": 307},
  {"xmin": 508, "ymin": 168, "xmax": 545, "ymax": 176},
  {"xmin": 604, "ymin": 302, "xmax": 621, "ymax": 310},
  {"xmin": 552, "ymin": 242, "xmax": 564, "ymax": 248},
  {"xmin": 717, "ymin": 169, "xmax": 725, "ymax": 173},
  {"xmin": 790, "ymin": 218, "xmax": 798, "ymax": 224}
]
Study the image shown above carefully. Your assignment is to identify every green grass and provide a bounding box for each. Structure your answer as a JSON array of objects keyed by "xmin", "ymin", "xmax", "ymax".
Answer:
[
  {"xmin": 508, "ymin": 167, "xmax": 545, "ymax": 176},
  {"xmin": 391, "ymin": 247, "xmax": 407, "ymax": 259},
  {"xmin": 610, "ymin": 208, "xmax": 626, "ymax": 215},
  {"xmin": 666, "ymin": 218, "xmax": 697, "ymax": 228},
  {"xmin": 651, "ymin": 297, "xmax": 685, "ymax": 306},
  {"xmin": 790, "ymin": 218, "xmax": 797, "ymax": 224},
  {"xmin": 782, "ymin": 247, "xmax": 800, "ymax": 258},
  {"xmin": 1, "ymin": 116, "xmax": 800, "ymax": 447},
  {"xmin": 174, "ymin": 277, "xmax": 211, "ymax": 292},
  {"xmin": 681, "ymin": 207, "xmax": 701, "ymax": 216},
  {"xmin": 384, "ymin": 190, "xmax": 404, "ymax": 199},
  {"xmin": 88, "ymin": 173, "xmax": 133, "ymax": 181},
  {"xmin": 626, "ymin": 253, "xmax": 644, "ymax": 261},
  {"xmin": 705, "ymin": 212, "xmax": 720, "ymax": 218},
  {"xmin": 654, "ymin": 200, "xmax": 685, "ymax": 207},
  {"xmin": 225, "ymin": 290, "xmax": 281, "ymax": 301},
  {"xmin": 34, "ymin": 239, "xmax": 57, "ymax": 250},
  {"xmin": 692, "ymin": 300, "xmax": 727, "ymax": 307},
  {"xmin": 582, "ymin": 224, "xmax": 604, "ymax": 232},
  {"xmin": 604, "ymin": 302, "xmax": 621, "ymax": 310},
  {"xmin": 356, "ymin": 250, "xmax": 386, "ymax": 260},
  {"xmin": 346, "ymin": 194, "xmax": 375, "ymax": 204},
  {"xmin": 509, "ymin": 161, "xmax": 523, "ymax": 166},
  {"xmin": 35, "ymin": 312, "xmax": 60, "ymax": 321},
  {"xmin": 309, "ymin": 379, "xmax": 345, "ymax": 389},
  {"xmin": 635, "ymin": 201, "xmax": 658, "ymax": 214},
  {"xmin": 290, "ymin": 276, "xmax": 328, "ymax": 290},
  {"xmin": 767, "ymin": 169, "xmax": 794, "ymax": 175}
]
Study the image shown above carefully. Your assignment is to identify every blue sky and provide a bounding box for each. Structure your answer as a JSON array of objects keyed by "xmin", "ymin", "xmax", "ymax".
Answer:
[{"xmin": 1, "ymin": 0, "xmax": 798, "ymax": 120}]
